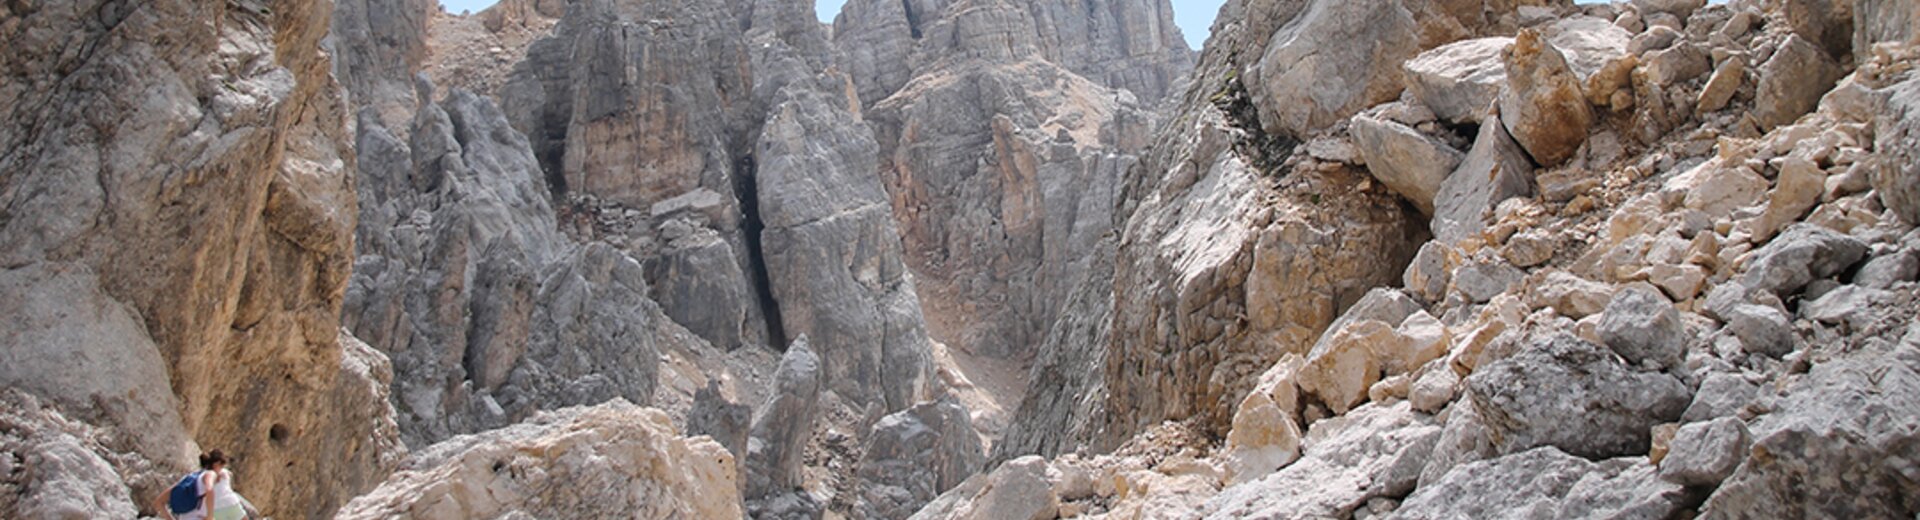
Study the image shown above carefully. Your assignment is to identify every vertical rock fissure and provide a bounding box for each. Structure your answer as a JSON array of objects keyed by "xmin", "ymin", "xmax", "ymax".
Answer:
[
  {"xmin": 902, "ymin": 0, "xmax": 924, "ymax": 39},
  {"xmin": 733, "ymin": 153, "xmax": 788, "ymax": 348}
]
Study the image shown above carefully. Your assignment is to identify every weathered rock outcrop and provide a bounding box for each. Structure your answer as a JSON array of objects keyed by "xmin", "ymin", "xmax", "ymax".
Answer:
[
  {"xmin": 1499, "ymin": 28, "xmax": 1593, "ymax": 167},
  {"xmin": 822, "ymin": 0, "xmax": 1189, "ymax": 363},
  {"xmin": 1878, "ymin": 77, "xmax": 1920, "ymax": 226},
  {"xmin": 867, "ymin": 57, "xmax": 1157, "ymax": 360},
  {"xmin": 745, "ymin": 336, "xmax": 824, "ymax": 501},
  {"xmin": 1349, "ymin": 112, "xmax": 1465, "ymax": 216},
  {"xmin": 484, "ymin": 0, "xmax": 946, "ymax": 426},
  {"xmin": 906, "ymin": 455, "xmax": 1061, "ymax": 520},
  {"xmin": 852, "ymin": 396, "xmax": 988, "ymax": 519},
  {"xmin": 994, "ymin": 237, "xmax": 1120, "ymax": 459},
  {"xmin": 1855, "ymin": 0, "xmax": 1918, "ymax": 63},
  {"xmin": 501, "ymin": 0, "xmax": 771, "ymax": 351},
  {"xmin": 1405, "ymin": 37, "xmax": 1515, "ymax": 124},
  {"xmin": 1004, "ymin": 0, "xmax": 1461, "ymax": 457},
  {"xmin": 1393, "ymin": 447, "xmax": 1689, "ymax": 520},
  {"xmin": 832, "ymin": 0, "xmax": 1195, "ymax": 108},
  {"xmin": 0, "ymin": 0, "xmax": 403, "ymax": 516},
  {"xmin": 1468, "ymin": 334, "xmax": 1691, "ymax": 459},
  {"xmin": 1246, "ymin": 0, "xmax": 1424, "ymax": 138},
  {"xmin": 335, "ymin": 400, "xmax": 743, "ymax": 519},
  {"xmin": 345, "ymin": 85, "xmax": 714, "ymax": 446},
  {"xmin": 329, "ymin": 0, "xmax": 434, "ymax": 125},
  {"xmin": 757, "ymin": 86, "xmax": 936, "ymax": 411},
  {"xmin": 1202, "ymin": 402, "xmax": 1442, "ymax": 519},
  {"xmin": 1431, "ymin": 111, "xmax": 1537, "ymax": 244},
  {"xmin": 16, "ymin": 1, "xmax": 1920, "ymax": 520},
  {"xmin": 1701, "ymin": 336, "xmax": 1920, "ymax": 518},
  {"xmin": 0, "ymin": 390, "xmax": 151, "ymax": 519}
]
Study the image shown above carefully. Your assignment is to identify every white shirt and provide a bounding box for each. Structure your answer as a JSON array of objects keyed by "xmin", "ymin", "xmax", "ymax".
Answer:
[{"xmin": 210, "ymin": 468, "xmax": 242, "ymax": 510}]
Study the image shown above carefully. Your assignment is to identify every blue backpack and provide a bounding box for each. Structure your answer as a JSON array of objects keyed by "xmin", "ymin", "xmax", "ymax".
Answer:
[{"xmin": 167, "ymin": 471, "xmax": 203, "ymax": 514}]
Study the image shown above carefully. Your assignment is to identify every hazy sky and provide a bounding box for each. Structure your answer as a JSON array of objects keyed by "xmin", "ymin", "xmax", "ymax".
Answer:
[{"xmin": 437, "ymin": 0, "xmax": 1228, "ymax": 49}]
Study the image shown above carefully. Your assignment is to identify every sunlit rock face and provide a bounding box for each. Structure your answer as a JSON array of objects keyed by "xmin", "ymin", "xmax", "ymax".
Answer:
[{"xmin": 0, "ymin": 0, "xmax": 402, "ymax": 517}]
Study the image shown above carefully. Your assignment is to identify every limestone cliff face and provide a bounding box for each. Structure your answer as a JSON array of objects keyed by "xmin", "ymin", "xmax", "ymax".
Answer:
[
  {"xmin": 481, "ymin": 0, "xmax": 943, "ymax": 419},
  {"xmin": 343, "ymin": 83, "xmax": 724, "ymax": 446},
  {"xmin": 847, "ymin": 0, "xmax": 1176, "ymax": 360},
  {"xmin": 834, "ymin": 0, "xmax": 1195, "ymax": 108},
  {"xmin": 501, "ymin": 0, "xmax": 772, "ymax": 352},
  {"xmin": 329, "ymin": 0, "xmax": 434, "ymax": 126},
  {"xmin": 0, "ymin": 0, "xmax": 401, "ymax": 517},
  {"xmin": 976, "ymin": 0, "xmax": 1920, "ymax": 518},
  {"xmin": 998, "ymin": 0, "xmax": 1577, "ymax": 458},
  {"xmin": 1000, "ymin": 0, "xmax": 1439, "ymax": 457}
]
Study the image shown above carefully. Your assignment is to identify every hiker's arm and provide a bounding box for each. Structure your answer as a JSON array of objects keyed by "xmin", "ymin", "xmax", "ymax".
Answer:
[
  {"xmin": 201, "ymin": 472, "xmax": 216, "ymax": 513},
  {"xmin": 153, "ymin": 491, "xmax": 174, "ymax": 520}
]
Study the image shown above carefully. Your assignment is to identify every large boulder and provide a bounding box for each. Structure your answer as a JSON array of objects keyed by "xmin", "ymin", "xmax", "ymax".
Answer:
[
  {"xmin": 1393, "ymin": 447, "xmax": 1597, "ymax": 520},
  {"xmin": 1499, "ymin": 29, "xmax": 1594, "ymax": 167},
  {"xmin": 1630, "ymin": 0, "xmax": 1706, "ymax": 18},
  {"xmin": 1754, "ymin": 35, "xmax": 1845, "ymax": 130},
  {"xmin": 1528, "ymin": 270, "xmax": 1617, "ymax": 319},
  {"xmin": 1597, "ymin": 286, "xmax": 1687, "ymax": 368},
  {"xmin": 853, "ymin": 397, "xmax": 987, "ymax": 520},
  {"xmin": 745, "ymin": 337, "xmax": 824, "ymax": 500},
  {"xmin": 1225, "ymin": 355, "xmax": 1307, "ymax": 484},
  {"xmin": 1433, "ymin": 115, "xmax": 1537, "ymax": 244},
  {"xmin": 1467, "ymin": 334, "xmax": 1692, "ymax": 459},
  {"xmin": 335, "ymin": 401, "xmax": 742, "ymax": 519},
  {"xmin": 1552, "ymin": 459, "xmax": 1693, "ymax": 519},
  {"xmin": 0, "ymin": 1, "xmax": 401, "ymax": 515},
  {"xmin": 1780, "ymin": 0, "xmax": 1856, "ymax": 58},
  {"xmin": 1403, "ymin": 37, "xmax": 1515, "ymax": 124},
  {"xmin": 1540, "ymin": 16, "xmax": 1632, "ymax": 82},
  {"xmin": 1418, "ymin": 402, "xmax": 1499, "ymax": 487},
  {"xmin": 1683, "ymin": 373, "xmax": 1760, "ymax": 422},
  {"xmin": 1701, "ymin": 340, "xmax": 1920, "ymax": 517},
  {"xmin": 1350, "ymin": 113, "xmax": 1466, "ymax": 215},
  {"xmin": 1247, "ymin": 0, "xmax": 1423, "ymax": 137},
  {"xmin": 1722, "ymin": 303, "xmax": 1799, "ymax": 357},
  {"xmin": 1876, "ymin": 78, "xmax": 1920, "ymax": 226},
  {"xmin": 1203, "ymin": 402, "xmax": 1443, "ymax": 519},
  {"xmin": 1396, "ymin": 447, "xmax": 1689, "ymax": 520},
  {"xmin": 1668, "ymin": 160, "xmax": 1771, "ymax": 220},
  {"xmin": 1659, "ymin": 417, "xmax": 1750, "ymax": 487},
  {"xmin": 1298, "ymin": 321, "xmax": 1390, "ymax": 414},
  {"xmin": 907, "ymin": 456, "xmax": 1061, "ymax": 520},
  {"xmin": 1736, "ymin": 224, "xmax": 1869, "ymax": 297}
]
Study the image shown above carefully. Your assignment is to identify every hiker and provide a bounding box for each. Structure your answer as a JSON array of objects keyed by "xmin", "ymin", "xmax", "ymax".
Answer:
[{"xmin": 156, "ymin": 450, "xmax": 254, "ymax": 520}]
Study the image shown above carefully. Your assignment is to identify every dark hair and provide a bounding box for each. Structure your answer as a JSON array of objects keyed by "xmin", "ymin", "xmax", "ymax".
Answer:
[{"xmin": 199, "ymin": 450, "xmax": 228, "ymax": 470}]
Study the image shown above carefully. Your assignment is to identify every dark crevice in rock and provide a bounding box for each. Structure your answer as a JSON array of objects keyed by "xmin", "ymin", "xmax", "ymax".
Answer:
[
  {"xmin": 1211, "ymin": 68, "xmax": 1297, "ymax": 175},
  {"xmin": 902, "ymin": 0, "xmax": 924, "ymax": 39},
  {"xmin": 733, "ymin": 153, "xmax": 787, "ymax": 349}
]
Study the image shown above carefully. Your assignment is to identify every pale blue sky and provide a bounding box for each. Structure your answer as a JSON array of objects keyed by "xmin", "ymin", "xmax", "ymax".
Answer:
[{"xmin": 438, "ymin": 0, "xmax": 1227, "ymax": 49}]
